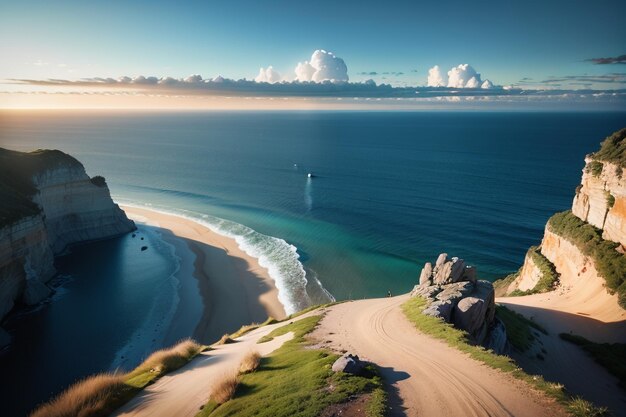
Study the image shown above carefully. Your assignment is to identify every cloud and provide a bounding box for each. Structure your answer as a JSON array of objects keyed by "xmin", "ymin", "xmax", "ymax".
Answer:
[
  {"xmin": 427, "ymin": 65, "xmax": 447, "ymax": 87},
  {"xmin": 295, "ymin": 50, "xmax": 348, "ymax": 82},
  {"xmin": 358, "ymin": 71, "xmax": 378, "ymax": 75},
  {"xmin": 540, "ymin": 73, "xmax": 626, "ymax": 84},
  {"xmin": 428, "ymin": 64, "xmax": 493, "ymax": 89},
  {"xmin": 585, "ymin": 54, "xmax": 626, "ymax": 65},
  {"xmin": 255, "ymin": 66, "xmax": 281, "ymax": 83}
]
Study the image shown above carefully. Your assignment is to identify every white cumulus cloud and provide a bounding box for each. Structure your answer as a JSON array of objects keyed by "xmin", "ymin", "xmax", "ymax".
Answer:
[
  {"xmin": 427, "ymin": 63, "xmax": 494, "ymax": 89},
  {"xmin": 295, "ymin": 50, "xmax": 349, "ymax": 83},
  {"xmin": 427, "ymin": 65, "xmax": 447, "ymax": 87},
  {"xmin": 255, "ymin": 66, "xmax": 282, "ymax": 83}
]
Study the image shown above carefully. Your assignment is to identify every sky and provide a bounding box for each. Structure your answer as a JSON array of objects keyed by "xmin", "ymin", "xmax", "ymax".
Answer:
[{"xmin": 1, "ymin": 0, "xmax": 625, "ymax": 109}]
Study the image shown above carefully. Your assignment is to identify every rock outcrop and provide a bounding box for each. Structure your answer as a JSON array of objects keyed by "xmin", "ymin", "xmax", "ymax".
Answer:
[
  {"xmin": 411, "ymin": 254, "xmax": 504, "ymax": 352},
  {"xmin": 0, "ymin": 148, "xmax": 135, "ymax": 337},
  {"xmin": 331, "ymin": 353, "xmax": 364, "ymax": 375}
]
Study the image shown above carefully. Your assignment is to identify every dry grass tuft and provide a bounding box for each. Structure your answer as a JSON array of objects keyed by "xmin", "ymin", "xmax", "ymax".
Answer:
[
  {"xmin": 30, "ymin": 373, "xmax": 127, "ymax": 417},
  {"xmin": 239, "ymin": 351, "xmax": 261, "ymax": 374},
  {"xmin": 133, "ymin": 338, "xmax": 204, "ymax": 375},
  {"xmin": 211, "ymin": 373, "xmax": 240, "ymax": 405},
  {"xmin": 30, "ymin": 339, "xmax": 204, "ymax": 417},
  {"xmin": 216, "ymin": 334, "xmax": 236, "ymax": 345}
]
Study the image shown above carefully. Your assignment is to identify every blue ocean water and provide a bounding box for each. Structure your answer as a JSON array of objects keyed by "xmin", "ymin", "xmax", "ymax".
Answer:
[{"xmin": 0, "ymin": 110, "xmax": 624, "ymax": 415}]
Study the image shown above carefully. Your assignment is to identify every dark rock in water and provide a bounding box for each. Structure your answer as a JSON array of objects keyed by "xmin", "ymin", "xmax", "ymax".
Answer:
[
  {"xmin": 132, "ymin": 233, "xmax": 136, "ymax": 238},
  {"xmin": 332, "ymin": 353, "xmax": 364, "ymax": 375},
  {"xmin": 141, "ymin": 246, "xmax": 148, "ymax": 251},
  {"xmin": 141, "ymin": 237, "xmax": 144, "ymax": 240}
]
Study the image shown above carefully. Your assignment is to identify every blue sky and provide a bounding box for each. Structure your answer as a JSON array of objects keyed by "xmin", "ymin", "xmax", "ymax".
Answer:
[{"xmin": 1, "ymin": 0, "xmax": 625, "ymax": 87}]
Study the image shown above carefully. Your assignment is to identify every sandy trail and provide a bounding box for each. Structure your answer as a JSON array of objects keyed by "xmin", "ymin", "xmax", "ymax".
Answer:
[
  {"xmin": 112, "ymin": 319, "xmax": 296, "ymax": 417},
  {"xmin": 312, "ymin": 295, "xmax": 566, "ymax": 417}
]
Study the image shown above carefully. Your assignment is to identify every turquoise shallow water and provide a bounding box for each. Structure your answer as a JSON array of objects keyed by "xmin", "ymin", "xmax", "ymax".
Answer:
[{"xmin": 0, "ymin": 110, "xmax": 625, "ymax": 415}]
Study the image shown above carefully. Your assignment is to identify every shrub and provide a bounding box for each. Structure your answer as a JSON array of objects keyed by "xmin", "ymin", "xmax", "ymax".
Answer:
[
  {"xmin": 211, "ymin": 373, "xmax": 240, "ymax": 404},
  {"xmin": 586, "ymin": 160, "xmax": 604, "ymax": 177},
  {"xmin": 239, "ymin": 351, "xmax": 261, "ymax": 374},
  {"xmin": 548, "ymin": 211, "xmax": 626, "ymax": 309},
  {"xmin": 132, "ymin": 338, "xmax": 203, "ymax": 375},
  {"xmin": 591, "ymin": 128, "xmax": 626, "ymax": 168},
  {"xmin": 216, "ymin": 334, "xmax": 235, "ymax": 345},
  {"xmin": 606, "ymin": 192, "xmax": 615, "ymax": 209},
  {"xmin": 30, "ymin": 373, "xmax": 127, "ymax": 417}
]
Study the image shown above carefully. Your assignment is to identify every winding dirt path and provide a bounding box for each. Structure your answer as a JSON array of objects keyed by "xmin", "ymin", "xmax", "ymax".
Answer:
[{"xmin": 312, "ymin": 295, "xmax": 567, "ymax": 417}]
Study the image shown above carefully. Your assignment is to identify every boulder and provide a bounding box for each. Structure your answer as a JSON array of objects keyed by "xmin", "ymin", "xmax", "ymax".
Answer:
[
  {"xmin": 332, "ymin": 353, "xmax": 363, "ymax": 375},
  {"xmin": 410, "ymin": 284, "xmax": 442, "ymax": 299},
  {"xmin": 461, "ymin": 266, "xmax": 477, "ymax": 283},
  {"xmin": 419, "ymin": 262, "xmax": 433, "ymax": 286},
  {"xmin": 449, "ymin": 257, "xmax": 466, "ymax": 283},
  {"xmin": 435, "ymin": 253, "xmax": 448, "ymax": 269},
  {"xmin": 435, "ymin": 281, "xmax": 474, "ymax": 306},
  {"xmin": 434, "ymin": 261, "xmax": 453, "ymax": 284},
  {"xmin": 454, "ymin": 296, "xmax": 488, "ymax": 339},
  {"xmin": 473, "ymin": 280, "xmax": 496, "ymax": 324},
  {"xmin": 423, "ymin": 299, "xmax": 454, "ymax": 322}
]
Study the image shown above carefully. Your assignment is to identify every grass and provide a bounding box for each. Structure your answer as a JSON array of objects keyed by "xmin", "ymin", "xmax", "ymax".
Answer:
[
  {"xmin": 401, "ymin": 296, "xmax": 609, "ymax": 416},
  {"xmin": 495, "ymin": 305, "xmax": 547, "ymax": 352},
  {"xmin": 590, "ymin": 128, "xmax": 626, "ymax": 169},
  {"xmin": 606, "ymin": 192, "xmax": 615, "ymax": 209},
  {"xmin": 215, "ymin": 334, "xmax": 236, "ymax": 345},
  {"xmin": 567, "ymin": 397, "xmax": 610, "ymax": 417},
  {"xmin": 197, "ymin": 315, "xmax": 387, "ymax": 417},
  {"xmin": 559, "ymin": 333, "xmax": 626, "ymax": 389},
  {"xmin": 508, "ymin": 246, "xmax": 560, "ymax": 296},
  {"xmin": 239, "ymin": 351, "xmax": 261, "ymax": 374},
  {"xmin": 493, "ymin": 271, "xmax": 519, "ymax": 297},
  {"xmin": 30, "ymin": 339, "xmax": 205, "ymax": 417},
  {"xmin": 547, "ymin": 210, "xmax": 626, "ymax": 309},
  {"xmin": 227, "ymin": 317, "xmax": 278, "ymax": 340},
  {"xmin": 210, "ymin": 373, "xmax": 240, "ymax": 404}
]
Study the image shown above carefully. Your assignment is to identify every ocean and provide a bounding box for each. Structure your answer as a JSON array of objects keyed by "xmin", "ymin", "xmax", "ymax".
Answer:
[{"xmin": 0, "ymin": 110, "xmax": 624, "ymax": 415}]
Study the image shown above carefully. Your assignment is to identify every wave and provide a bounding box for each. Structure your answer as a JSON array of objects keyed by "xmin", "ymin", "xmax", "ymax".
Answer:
[{"xmin": 117, "ymin": 200, "xmax": 333, "ymax": 315}]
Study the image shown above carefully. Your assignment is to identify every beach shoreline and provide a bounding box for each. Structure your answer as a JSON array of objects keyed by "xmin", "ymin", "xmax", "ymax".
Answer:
[{"xmin": 122, "ymin": 206, "xmax": 287, "ymax": 344}]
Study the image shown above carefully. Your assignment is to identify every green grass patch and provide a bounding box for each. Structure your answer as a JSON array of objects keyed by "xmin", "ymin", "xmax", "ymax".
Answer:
[
  {"xmin": 590, "ymin": 128, "xmax": 626, "ymax": 169},
  {"xmin": 547, "ymin": 210, "xmax": 626, "ymax": 309},
  {"xmin": 402, "ymin": 297, "xmax": 608, "ymax": 416},
  {"xmin": 227, "ymin": 316, "xmax": 278, "ymax": 340},
  {"xmin": 199, "ymin": 315, "xmax": 387, "ymax": 417},
  {"xmin": 495, "ymin": 305, "xmax": 547, "ymax": 352},
  {"xmin": 366, "ymin": 387, "xmax": 388, "ymax": 417},
  {"xmin": 560, "ymin": 333, "xmax": 626, "ymax": 389}
]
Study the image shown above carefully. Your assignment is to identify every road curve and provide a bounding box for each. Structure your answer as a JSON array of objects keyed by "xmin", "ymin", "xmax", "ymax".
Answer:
[{"xmin": 311, "ymin": 295, "xmax": 567, "ymax": 417}]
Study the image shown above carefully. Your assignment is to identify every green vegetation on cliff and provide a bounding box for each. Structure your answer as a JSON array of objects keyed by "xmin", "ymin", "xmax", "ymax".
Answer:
[
  {"xmin": 0, "ymin": 148, "xmax": 82, "ymax": 227},
  {"xmin": 199, "ymin": 315, "xmax": 387, "ymax": 417},
  {"xmin": 548, "ymin": 211, "xmax": 626, "ymax": 309},
  {"xmin": 590, "ymin": 128, "xmax": 626, "ymax": 168},
  {"xmin": 493, "ymin": 246, "xmax": 559, "ymax": 297},
  {"xmin": 495, "ymin": 305, "xmax": 547, "ymax": 352}
]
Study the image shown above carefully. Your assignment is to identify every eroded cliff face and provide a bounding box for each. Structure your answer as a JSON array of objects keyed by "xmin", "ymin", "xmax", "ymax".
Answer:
[
  {"xmin": 572, "ymin": 158, "xmax": 626, "ymax": 247},
  {"xmin": 0, "ymin": 149, "xmax": 135, "ymax": 344}
]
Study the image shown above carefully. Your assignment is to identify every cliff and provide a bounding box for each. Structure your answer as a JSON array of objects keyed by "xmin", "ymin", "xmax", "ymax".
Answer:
[
  {"xmin": 496, "ymin": 128, "xmax": 626, "ymax": 310},
  {"xmin": 0, "ymin": 148, "xmax": 135, "ymax": 345}
]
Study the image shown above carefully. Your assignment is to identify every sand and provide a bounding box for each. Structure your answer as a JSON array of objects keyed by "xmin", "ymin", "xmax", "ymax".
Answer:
[
  {"xmin": 112, "ymin": 321, "xmax": 296, "ymax": 417},
  {"xmin": 498, "ymin": 267, "xmax": 626, "ymax": 414},
  {"xmin": 311, "ymin": 295, "xmax": 567, "ymax": 417},
  {"xmin": 122, "ymin": 206, "xmax": 286, "ymax": 344}
]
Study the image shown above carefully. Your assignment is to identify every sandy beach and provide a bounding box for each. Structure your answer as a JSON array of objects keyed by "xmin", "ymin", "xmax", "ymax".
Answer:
[{"xmin": 122, "ymin": 206, "xmax": 287, "ymax": 344}]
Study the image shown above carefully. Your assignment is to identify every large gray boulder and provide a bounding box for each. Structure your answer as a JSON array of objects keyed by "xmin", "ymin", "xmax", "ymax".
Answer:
[
  {"xmin": 332, "ymin": 353, "xmax": 364, "ymax": 375},
  {"xmin": 449, "ymin": 257, "xmax": 466, "ymax": 283},
  {"xmin": 436, "ymin": 281, "xmax": 474, "ymax": 304},
  {"xmin": 419, "ymin": 262, "xmax": 433, "ymax": 286},
  {"xmin": 454, "ymin": 296, "xmax": 488, "ymax": 340}
]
